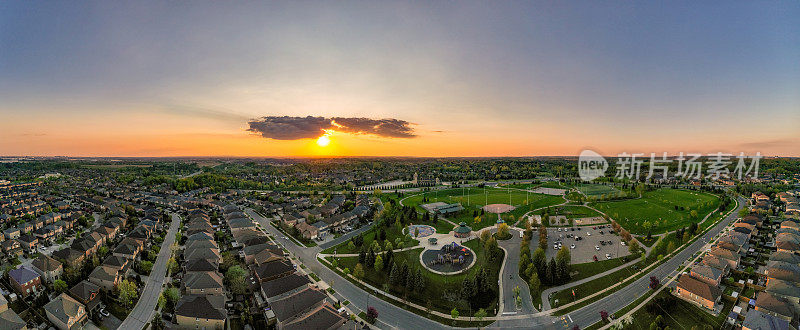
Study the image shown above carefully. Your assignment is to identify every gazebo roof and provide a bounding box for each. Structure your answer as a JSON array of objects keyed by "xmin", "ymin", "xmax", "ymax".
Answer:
[{"xmin": 455, "ymin": 223, "xmax": 472, "ymax": 234}]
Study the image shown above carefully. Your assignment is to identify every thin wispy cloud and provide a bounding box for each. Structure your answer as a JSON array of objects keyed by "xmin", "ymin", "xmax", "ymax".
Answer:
[{"xmin": 247, "ymin": 116, "xmax": 416, "ymax": 140}]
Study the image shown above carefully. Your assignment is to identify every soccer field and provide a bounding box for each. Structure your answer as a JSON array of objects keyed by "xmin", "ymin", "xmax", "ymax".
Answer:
[
  {"xmin": 576, "ymin": 183, "xmax": 619, "ymax": 197},
  {"xmin": 589, "ymin": 188, "xmax": 720, "ymax": 234}
]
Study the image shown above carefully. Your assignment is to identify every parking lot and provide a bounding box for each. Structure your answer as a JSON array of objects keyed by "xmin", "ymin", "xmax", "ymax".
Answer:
[{"xmin": 540, "ymin": 225, "xmax": 630, "ymax": 263}]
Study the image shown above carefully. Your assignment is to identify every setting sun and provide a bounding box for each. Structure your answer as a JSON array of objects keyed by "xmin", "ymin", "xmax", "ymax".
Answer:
[{"xmin": 316, "ymin": 134, "xmax": 330, "ymax": 147}]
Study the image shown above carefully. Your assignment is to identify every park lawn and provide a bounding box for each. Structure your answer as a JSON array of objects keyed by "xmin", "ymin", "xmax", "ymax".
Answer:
[
  {"xmin": 552, "ymin": 205, "xmax": 603, "ymax": 219},
  {"xmin": 330, "ymin": 238, "xmax": 503, "ymax": 316},
  {"xmin": 628, "ymin": 290, "xmax": 732, "ymax": 330},
  {"xmin": 590, "ymin": 189, "xmax": 720, "ymax": 235},
  {"xmin": 549, "ymin": 259, "xmax": 647, "ymax": 308},
  {"xmin": 570, "ymin": 257, "xmax": 629, "ymax": 281},
  {"xmin": 432, "ymin": 220, "xmax": 456, "ymax": 234},
  {"xmin": 320, "ymin": 224, "xmax": 418, "ymax": 255},
  {"xmin": 576, "ymin": 184, "xmax": 619, "ymax": 197}
]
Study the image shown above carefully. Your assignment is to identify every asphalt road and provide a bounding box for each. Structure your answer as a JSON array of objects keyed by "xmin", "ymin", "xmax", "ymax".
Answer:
[
  {"xmin": 497, "ymin": 229, "xmax": 537, "ymax": 315},
  {"xmin": 118, "ymin": 213, "xmax": 181, "ymax": 329}
]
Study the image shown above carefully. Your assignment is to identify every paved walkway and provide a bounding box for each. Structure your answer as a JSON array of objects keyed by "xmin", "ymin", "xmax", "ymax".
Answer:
[{"xmin": 118, "ymin": 213, "xmax": 181, "ymax": 329}]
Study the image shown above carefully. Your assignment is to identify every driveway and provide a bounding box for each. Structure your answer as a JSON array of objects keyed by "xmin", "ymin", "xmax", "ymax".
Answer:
[{"xmin": 117, "ymin": 213, "xmax": 181, "ymax": 329}]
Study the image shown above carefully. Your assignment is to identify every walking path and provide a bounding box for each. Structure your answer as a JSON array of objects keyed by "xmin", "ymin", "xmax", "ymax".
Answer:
[{"xmin": 118, "ymin": 213, "xmax": 181, "ymax": 329}]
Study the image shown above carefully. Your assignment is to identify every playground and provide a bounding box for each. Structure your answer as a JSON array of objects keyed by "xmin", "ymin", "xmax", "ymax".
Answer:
[{"xmin": 421, "ymin": 242, "xmax": 476, "ymax": 274}]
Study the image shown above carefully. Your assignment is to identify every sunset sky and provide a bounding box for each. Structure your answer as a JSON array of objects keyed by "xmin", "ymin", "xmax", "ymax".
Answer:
[{"xmin": 1, "ymin": 1, "xmax": 799, "ymax": 157}]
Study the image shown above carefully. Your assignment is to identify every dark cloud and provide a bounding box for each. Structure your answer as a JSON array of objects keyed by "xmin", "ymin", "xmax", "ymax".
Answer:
[
  {"xmin": 247, "ymin": 116, "xmax": 416, "ymax": 140},
  {"xmin": 331, "ymin": 117, "xmax": 416, "ymax": 138}
]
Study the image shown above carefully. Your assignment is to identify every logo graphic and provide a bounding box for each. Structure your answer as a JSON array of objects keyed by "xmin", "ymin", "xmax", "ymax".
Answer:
[{"xmin": 578, "ymin": 149, "xmax": 608, "ymax": 181}]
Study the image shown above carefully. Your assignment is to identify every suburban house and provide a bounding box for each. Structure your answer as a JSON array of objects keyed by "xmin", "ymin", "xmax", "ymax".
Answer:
[
  {"xmin": 44, "ymin": 293, "xmax": 88, "ymax": 330},
  {"xmin": 690, "ymin": 265, "xmax": 723, "ymax": 286},
  {"xmin": 675, "ymin": 274, "xmax": 721, "ymax": 311},
  {"xmin": 174, "ymin": 294, "xmax": 226, "ymax": 329},
  {"xmin": 742, "ymin": 309, "xmax": 791, "ymax": 330},
  {"xmin": 754, "ymin": 291, "xmax": 795, "ymax": 322},
  {"xmin": 0, "ymin": 294, "xmax": 26, "ymax": 330},
  {"xmin": 87, "ymin": 265, "xmax": 121, "ymax": 291},
  {"xmin": 707, "ymin": 247, "xmax": 740, "ymax": 269},
  {"xmin": 182, "ymin": 271, "xmax": 224, "ymax": 295},
  {"xmin": 9, "ymin": 267, "xmax": 43, "ymax": 297},
  {"xmin": 68, "ymin": 280, "xmax": 102, "ymax": 314},
  {"xmin": 31, "ymin": 254, "xmax": 63, "ymax": 284}
]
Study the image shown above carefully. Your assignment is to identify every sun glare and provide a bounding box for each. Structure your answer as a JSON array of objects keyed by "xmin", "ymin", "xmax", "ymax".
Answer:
[{"xmin": 316, "ymin": 134, "xmax": 331, "ymax": 147}]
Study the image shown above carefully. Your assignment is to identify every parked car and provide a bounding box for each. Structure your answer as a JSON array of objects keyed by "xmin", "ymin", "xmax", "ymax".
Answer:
[
  {"xmin": 570, "ymin": 244, "xmax": 575, "ymax": 249},
  {"xmin": 593, "ymin": 255, "xmax": 598, "ymax": 261},
  {"xmin": 99, "ymin": 309, "xmax": 110, "ymax": 317},
  {"xmin": 606, "ymin": 254, "xmax": 611, "ymax": 260},
  {"xmin": 621, "ymin": 241, "xmax": 626, "ymax": 246},
  {"xmin": 595, "ymin": 245, "xmax": 600, "ymax": 250},
  {"xmin": 587, "ymin": 232, "xmax": 591, "ymax": 236}
]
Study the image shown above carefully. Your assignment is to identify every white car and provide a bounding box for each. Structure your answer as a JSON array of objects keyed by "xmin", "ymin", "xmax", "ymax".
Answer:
[
  {"xmin": 553, "ymin": 245, "xmax": 559, "ymax": 250},
  {"xmin": 570, "ymin": 244, "xmax": 575, "ymax": 249},
  {"xmin": 621, "ymin": 241, "xmax": 626, "ymax": 246},
  {"xmin": 558, "ymin": 228, "xmax": 562, "ymax": 232},
  {"xmin": 606, "ymin": 254, "xmax": 611, "ymax": 260},
  {"xmin": 587, "ymin": 232, "xmax": 591, "ymax": 236},
  {"xmin": 595, "ymin": 245, "xmax": 600, "ymax": 250},
  {"xmin": 99, "ymin": 309, "xmax": 110, "ymax": 317}
]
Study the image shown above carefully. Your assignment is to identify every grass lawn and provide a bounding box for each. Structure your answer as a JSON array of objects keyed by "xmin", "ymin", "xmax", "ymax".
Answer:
[
  {"xmin": 550, "ymin": 259, "xmax": 647, "ymax": 308},
  {"xmin": 402, "ymin": 188, "xmax": 563, "ymax": 230},
  {"xmin": 628, "ymin": 290, "xmax": 732, "ymax": 329},
  {"xmin": 590, "ymin": 189, "xmax": 720, "ymax": 235},
  {"xmin": 329, "ymin": 238, "xmax": 503, "ymax": 316},
  {"xmin": 637, "ymin": 236, "xmax": 659, "ymax": 247},
  {"xmin": 576, "ymin": 184, "xmax": 619, "ymax": 197},
  {"xmin": 433, "ymin": 220, "xmax": 456, "ymax": 234},
  {"xmin": 552, "ymin": 205, "xmax": 603, "ymax": 219},
  {"xmin": 321, "ymin": 223, "xmax": 419, "ymax": 255}
]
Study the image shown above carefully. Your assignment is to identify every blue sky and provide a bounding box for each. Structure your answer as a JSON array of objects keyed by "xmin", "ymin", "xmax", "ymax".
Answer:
[{"xmin": 1, "ymin": 1, "xmax": 798, "ymax": 156}]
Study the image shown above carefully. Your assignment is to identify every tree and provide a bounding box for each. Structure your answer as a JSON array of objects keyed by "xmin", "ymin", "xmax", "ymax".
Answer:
[
  {"xmin": 556, "ymin": 246, "xmax": 571, "ymax": 283},
  {"xmin": 163, "ymin": 287, "xmax": 180, "ymax": 311},
  {"xmin": 367, "ymin": 306, "xmax": 379, "ymax": 323},
  {"xmin": 532, "ymin": 248, "xmax": 547, "ymax": 277},
  {"xmin": 628, "ymin": 240, "xmax": 640, "ymax": 257},
  {"xmin": 415, "ymin": 268, "xmax": 426, "ymax": 293},
  {"xmin": 167, "ymin": 257, "xmax": 180, "ymax": 275},
  {"xmin": 226, "ymin": 265, "xmax": 248, "ymax": 295},
  {"xmin": 451, "ymin": 307, "xmax": 459, "ymax": 320},
  {"xmin": 138, "ymin": 260, "xmax": 153, "ymax": 275},
  {"xmin": 354, "ymin": 263, "xmax": 365, "ymax": 279},
  {"xmin": 53, "ymin": 279, "xmax": 67, "ymax": 293},
  {"xmin": 118, "ymin": 279, "xmax": 138, "ymax": 309},
  {"xmin": 667, "ymin": 241, "xmax": 676, "ymax": 253},
  {"xmin": 497, "ymin": 223, "xmax": 510, "ymax": 239},
  {"xmin": 529, "ymin": 273, "xmax": 541, "ymax": 294},
  {"xmin": 649, "ymin": 276, "xmax": 660, "ymax": 290},
  {"xmin": 546, "ymin": 258, "xmax": 557, "ymax": 284},
  {"xmin": 474, "ymin": 308, "xmax": 487, "ymax": 322},
  {"xmin": 374, "ymin": 255, "xmax": 384, "ymax": 272},
  {"xmin": 348, "ymin": 241, "xmax": 356, "ymax": 251}
]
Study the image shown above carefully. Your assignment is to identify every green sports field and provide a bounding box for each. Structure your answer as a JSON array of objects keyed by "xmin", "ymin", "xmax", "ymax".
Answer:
[
  {"xmin": 402, "ymin": 187, "xmax": 564, "ymax": 230},
  {"xmin": 590, "ymin": 188, "xmax": 720, "ymax": 234},
  {"xmin": 576, "ymin": 184, "xmax": 619, "ymax": 197}
]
